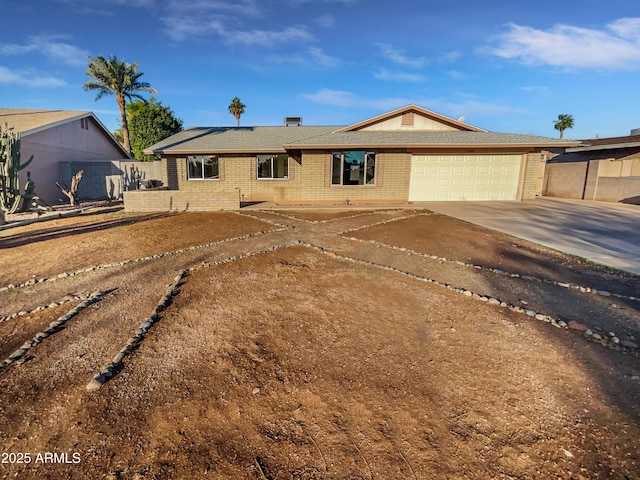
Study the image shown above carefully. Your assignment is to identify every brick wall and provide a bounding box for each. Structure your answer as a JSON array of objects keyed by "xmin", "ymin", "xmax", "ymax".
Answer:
[
  {"xmin": 517, "ymin": 153, "xmax": 542, "ymax": 200},
  {"xmin": 165, "ymin": 151, "xmax": 411, "ymax": 205},
  {"xmin": 123, "ymin": 190, "xmax": 239, "ymax": 212}
]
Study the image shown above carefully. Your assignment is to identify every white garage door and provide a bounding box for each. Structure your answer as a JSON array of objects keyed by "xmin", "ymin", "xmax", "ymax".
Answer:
[{"xmin": 409, "ymin": 154, "xmax": 523, "ymax": 201}]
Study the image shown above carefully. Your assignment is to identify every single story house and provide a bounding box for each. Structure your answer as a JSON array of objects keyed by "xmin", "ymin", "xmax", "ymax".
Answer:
[
  {"xmin": 544, "ymin": 132, "xmax": 640, "ymax": 204},
  {"xmin": 0, "ymin": 109, "xmax": 158, "ymax": 206},
  {"xmin": 125, "ymin": 105, "xmax": 578, "ymax": 211}
]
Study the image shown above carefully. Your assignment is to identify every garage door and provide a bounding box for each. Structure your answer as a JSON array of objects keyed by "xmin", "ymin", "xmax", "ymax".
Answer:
[{"xmin": 409, "ymin": 154, "xmax": 522, "ymax": 201}]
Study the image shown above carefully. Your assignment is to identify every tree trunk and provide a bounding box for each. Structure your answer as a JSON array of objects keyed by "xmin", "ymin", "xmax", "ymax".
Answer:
[
  {"xmin": 117, "ymin": 94, "xmax": 131, "ymax": 155},
  {"xmin": 56, "ymin": 170, "xmax": 83, "ymax": 206}
]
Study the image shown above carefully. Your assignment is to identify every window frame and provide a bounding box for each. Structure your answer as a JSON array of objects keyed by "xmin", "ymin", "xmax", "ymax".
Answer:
[
  {"xmin": 331, "ymin": 151, "xmax": 376, "ymax": 186},
  {"xmin": 187, "ymin": 155, "xmax": 220, "ymax": 180},
  {"xmin": 256, "ymin": 153, "xmax": 289, "ymax": 180}
]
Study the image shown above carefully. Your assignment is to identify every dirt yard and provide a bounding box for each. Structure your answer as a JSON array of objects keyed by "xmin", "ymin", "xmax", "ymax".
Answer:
[{"xmin": 0, "ymin": 206, "xmax": 639, "ymax": 479}]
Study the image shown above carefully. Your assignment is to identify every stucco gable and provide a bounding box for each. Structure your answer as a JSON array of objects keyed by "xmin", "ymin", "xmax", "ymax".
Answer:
[
  {"xmin": 0, "ymin": 108, "xmax": 129, "ymax": 158},
  {"xmin": 335, "ymin": 104, "xmax": 486, "ymax": 133}
]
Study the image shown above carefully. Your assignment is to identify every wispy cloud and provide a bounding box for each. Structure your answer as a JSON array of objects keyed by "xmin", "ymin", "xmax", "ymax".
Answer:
[
  {"xmin": 165, "ymin": 0, "xmax": 261, "ymax": 18},
  {"xmin": 487, "ymin": 17, "xmax": 640, "ymax": 70},
  {"xmin": 302, "ymin": 88, "xmax": 521, "ymax": 121},
  {"xmin": 316, "ymin": 14, "xmax": 335, "ymax": 28},
  {"xmin": 0, "ymin": 66, "xmax": 67, "ymax": 88},
  {"xmin": 230, "ymin": 27, "xmax": 313, "ymax": 46},
  {"xmin": 0, "ymin": 34, "xmax": 89, "ymax": 67},
  {"xmin": 376, "ymin": 43, "xmax": 428, "ymax": 68},
  {"xmin": 302, "ymin": 89, "xmax": 417, "ymax": 111},
  {"xmin": 161, "ymin": 0, "xmax": 314, "ymax": 45},
  {"xmin": 519, "ymin": 85, "xmax": 552, "ymax": 97},
  {"xmin": 59, "ymin": 0, "xmax": 156, "ymax": 7},
  {"xmin": 373, "ymin": 68, "xmax": 425, "ymax": 83},
  {"xmin": 268, "ymin": 47, "xmax": 339, "ymax": 68}
]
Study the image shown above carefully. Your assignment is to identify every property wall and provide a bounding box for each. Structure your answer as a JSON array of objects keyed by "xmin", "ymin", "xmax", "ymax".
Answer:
[
  {"xmin": 123, "ymin": 190, "xmax": 239, "ymax": 212},
  {"xmin": 56, "ymin": 160, "xmax": 163, "ymax": 202},
  {"xmin": 594, "ymin": 177, "xmax": 640, "ymax": 203},
  {"xmin": 168, "ymin": 150, "xmax": 411, "ymax": 205},
  {"xmin": 118, "ymin": 160, "xmax": 164, "ymax": 191},
  {"xmin": 544, "ymin": 158, "xmax": 640, "ymax": 202},
  {"xmin": 59, "ymin": 161, "xmax": 121, "ymax": 201},
  {"xmin": 543, "ymin": 162, "xmax": 588, "ymax": 199},
  {"xmin": 20, "ymin": 117, "xmax": 127, "ymax": 204}
]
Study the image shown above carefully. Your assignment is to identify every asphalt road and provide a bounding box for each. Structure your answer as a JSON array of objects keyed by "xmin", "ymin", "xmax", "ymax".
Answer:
[{"xmin": 422, "ymin": 197, "xmax": 640, "ymax": 276}]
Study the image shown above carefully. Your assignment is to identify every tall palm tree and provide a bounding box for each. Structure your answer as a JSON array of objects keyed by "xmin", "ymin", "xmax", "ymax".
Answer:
[
  {"xmin": 228, "ymin": 97, "xmax": 246, "ymax": 126},
  {"xmin": 84, "ymin": 55, "xmax": 157, "ymax": 155},
  {"xmin": 553, "ymin": 114, "xmax": 574, "ymax": 139}
]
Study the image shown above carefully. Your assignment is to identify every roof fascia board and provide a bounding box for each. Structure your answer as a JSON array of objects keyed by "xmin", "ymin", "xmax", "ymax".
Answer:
[
  {"xmin": 282, "ymin": 141, "xmax": 582, "ymax": 150},
  {"xmin": 566, "ymin": 141, "xmax": 640, "ymax": 153},
  {"xmin": 150, "ymin": 147, "xmax": 289, "ymax": 155}
]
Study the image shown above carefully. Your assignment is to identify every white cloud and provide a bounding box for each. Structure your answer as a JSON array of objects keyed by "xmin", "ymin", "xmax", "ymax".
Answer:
[
  {"xmin": 0, "ymin": 34, "xmax": 89, "ymax": 67},
  {"xmin": 376, "ymin": 43, "xmax": 428, "ymax": 68},
  {"xmin": 373, "ymin": 68, "xmax": 425, "ymax": 83},
  {"xmin": 0, "ymin": 66, "xmax": 67, "ymax": 88},
  {"xmin": 161, "ymin": 0, "xmax": 314, "ymax": 45},
  {"xmin": 316, "ymin": 15, "xmax": 335, "ymax": 28},
  {"xmin": 302, "ymin": 89, "xmax": 416, "ymax": 111},
  {"xmin": 608, "ymin": 17, "xmax": 640, "ymax": 42},
  {"xmin": 268, "ymin": 47, "xmax": 338, "ymax": 68},
  {"xmin": 302, "ymin": 89, "xmax": 522, "ymax": 121},
  {"xmin": 487, "ymin": 18, "xmax": 640, "ymax": 70},
  {"xmin": 230, "ymin": 26, "xmax": 313, "ymax": 46},
  {"xmin": 519, "ymin": 85, "xmax": 552, "ymax": 96},
  {"xmin": 165, "ymin": 0, "xmax": 261, "ymax": 17}
]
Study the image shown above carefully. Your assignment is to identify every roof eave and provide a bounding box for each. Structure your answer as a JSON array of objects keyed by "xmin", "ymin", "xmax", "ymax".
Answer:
[
  {"xmin": 283, "ymin": 142, "xmax": 582, "ymax": 150},
  {"xmin": 146, "ymin": 147, "xmax": 289, "ymax": 155}
]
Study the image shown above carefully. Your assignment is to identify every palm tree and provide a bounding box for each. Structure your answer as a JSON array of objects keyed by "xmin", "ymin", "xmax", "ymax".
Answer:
[
  {"xmin": 84, "ymin": 55, "xmax": 157, "ymax": 155},
  {"xmin": 228, "ymin": 97, "xmax": 246, "ymax": 126},
  {"xmin": 553, "ymin": 114, "xmax": 574, "ymax": 139}
]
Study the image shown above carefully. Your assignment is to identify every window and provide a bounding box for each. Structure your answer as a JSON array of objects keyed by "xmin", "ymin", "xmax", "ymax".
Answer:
[
  {"xmin": 80, "ymin": 118, "xmax": 89, "ymax": 130},
  {"xmin": 257, "ymin": 154, "xmax": 289, "ymax": 179},
  {"xmin": 187, "ymin": 155, "xmax": 219, "ymax": 179},
  {"xmin": 331, "ymin": 151, "xmax": 376, "ymax": 185}
]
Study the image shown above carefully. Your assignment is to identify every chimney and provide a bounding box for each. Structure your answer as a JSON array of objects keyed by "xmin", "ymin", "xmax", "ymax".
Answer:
[{"xmin": 284, "ymin": 116, "xmax": 302, "ymax": 126}]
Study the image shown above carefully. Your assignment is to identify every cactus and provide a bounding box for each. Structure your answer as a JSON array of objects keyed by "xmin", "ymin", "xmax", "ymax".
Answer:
[{"xmin": 0, "ymin": 122, "xmax": 34, "ymax": 214}]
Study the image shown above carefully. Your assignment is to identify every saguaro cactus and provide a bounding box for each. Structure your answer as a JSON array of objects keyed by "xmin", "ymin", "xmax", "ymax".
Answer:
[{"xmin": 0, "ymin": 122, "xmax": 34, "ymax": 214}]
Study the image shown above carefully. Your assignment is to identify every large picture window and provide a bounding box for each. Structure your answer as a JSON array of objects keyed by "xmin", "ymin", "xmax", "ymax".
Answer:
[
  {"xmin": 187, "ymin": 155, "xmax": 219, "ymax": 180},
  {"xmin": 257, "ymin": 154, "xmax": 289, "ymax": 179},
  {"xmin": 331, "ymin": 151, "xmax": 376, "ymax": 185}
]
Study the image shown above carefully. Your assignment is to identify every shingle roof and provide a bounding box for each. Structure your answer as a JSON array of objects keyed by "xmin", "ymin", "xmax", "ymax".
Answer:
[
  {"xmin": 145, "ymin": 126, "xmax": 340, "ymax": 154},
  {"xmin": 0, "ymin": 108, "xmax": 90, "ymax": 135},
  {"xmin": 147, "ymin": 126, "xmax": 579, "ymax": 154},
  {"xmin": 284, "ymin": 130, "xmax": 579, "ymax": 149}
]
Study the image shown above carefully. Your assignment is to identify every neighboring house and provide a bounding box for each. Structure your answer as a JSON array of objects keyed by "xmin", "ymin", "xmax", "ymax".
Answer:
[
  {"xmin": 0, "ymin": 108, "xmax": 143, "ymax": 206},
  {"xmin": 125, "ymin": 105, "xmax": 578, "ymax": 211},
  {"xmin": 544, "ymin": 132, "xmax": 640, "ymax": 204}
]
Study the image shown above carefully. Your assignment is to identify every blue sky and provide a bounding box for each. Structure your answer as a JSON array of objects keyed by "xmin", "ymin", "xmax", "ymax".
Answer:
[{"xmin": 1, "ymin": 0, "xmax": 639, "ymax": 139}]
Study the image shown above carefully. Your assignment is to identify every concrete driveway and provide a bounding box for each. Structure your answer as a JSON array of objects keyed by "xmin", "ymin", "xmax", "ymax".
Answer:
[{"xmin": 422, "ymin": 197, "xmax": 640, "ymax": 276}]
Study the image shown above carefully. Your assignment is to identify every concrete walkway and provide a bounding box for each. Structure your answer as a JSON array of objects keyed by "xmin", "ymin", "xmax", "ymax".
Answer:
[{"xmin": 421, "ymin": 197, "xmax": 640, "ymax": 276}]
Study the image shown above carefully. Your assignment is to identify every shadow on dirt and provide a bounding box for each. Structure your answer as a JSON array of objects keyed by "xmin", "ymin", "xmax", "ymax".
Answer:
[{"xmin": 0, "ymin": 211, "xmax": 177, "ymax": 249}]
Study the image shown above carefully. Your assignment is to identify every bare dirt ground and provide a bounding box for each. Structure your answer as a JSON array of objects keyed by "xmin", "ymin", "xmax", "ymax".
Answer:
[{"xmin": 0, "ymin": 206, "xmax": 639, "ymax": 479}]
